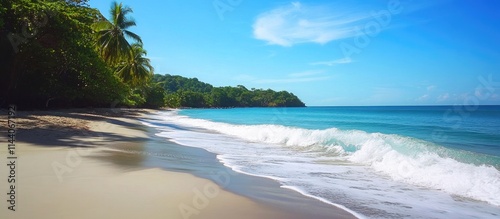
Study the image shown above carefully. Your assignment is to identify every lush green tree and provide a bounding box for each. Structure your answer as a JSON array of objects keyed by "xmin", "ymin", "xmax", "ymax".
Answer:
[
  {"xmin": 64, "ymin": 0, "xmax": 90, "ymax": 7},
  {"xmin": 0, "ymin": 1, "xmax": 304, "ymax": 109},
  {"xmin": 91, "ymin": 1, "xmax": 156, "ymax": 107},
  {"xmin": 0, "ymin": 1, "xmax": 7, "ymax": 29},
  {"xmin": 164, "ymin": 92, "xmax": 181, "ymax": 108},
  {"xmin": 154, "ymin": 74, "xmax": 305, "ymax": 108},
  {"xmin": 143, "ymin": 84, "xmax": 167, "ymax": 108},
  {"xmin": 1, "ymin": 0, "xmax": 129, "ymax": 108},
  {"xmin": 178, "ymin": 91, "xmax": 206, "ymax": 108},
  {"xmin": 94, "ymin": 1, "xmax": 141, "ymax": 65},
  {"xmin": 116, "ymin": 43, "xmax": 153, "ymax": 86},
  {"xmin": 153, "ymin": 74, "xmax": 213, "ymax": 93}
]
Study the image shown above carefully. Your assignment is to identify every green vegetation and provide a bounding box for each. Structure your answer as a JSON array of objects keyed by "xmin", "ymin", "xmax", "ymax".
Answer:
[
  {"xmin": 0, "ymin": 0, "xmax": 305, "ymax": 109},
  {"xmin": 155, "ymin": 74, "xmax": 305, "ymax": 108},
  {"xmin": 94, "ymin": 1, "xmax": 142, "ymax": 65}
]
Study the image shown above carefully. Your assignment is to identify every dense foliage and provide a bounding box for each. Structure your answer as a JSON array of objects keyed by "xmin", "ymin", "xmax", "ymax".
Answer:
[
  {"xmin": 1, "ymin": 0, "xmax": 125, "ymax": 107},
  {"xmin": 154, "ymin": 74, "xmax": 305, "ymax": 108},
  {"xmin": 0, "ymin": 0, "xmax": 305, "ymax": 109},
  {"xmin": 0, "ymin": 0, "xmax": 155, "ymax": 108}
]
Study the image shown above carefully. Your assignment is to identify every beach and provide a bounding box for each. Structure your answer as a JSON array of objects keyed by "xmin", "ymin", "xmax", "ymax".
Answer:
[
  {"xmin": 147, "ymin": 107, "xmax": 500, "ymax": 218},
  {"xmin": 0, "ymin": 109, "xmax": 356, "ymax": 219},
  {"xmin": 3, "ymin": 0, "xmax": 498, "ymax": 218}
]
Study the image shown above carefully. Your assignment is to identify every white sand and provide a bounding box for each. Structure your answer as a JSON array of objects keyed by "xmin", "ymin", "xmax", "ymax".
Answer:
[{"xmin": 0, "ymin": 109, "xmax": 356, "ymax": 219}]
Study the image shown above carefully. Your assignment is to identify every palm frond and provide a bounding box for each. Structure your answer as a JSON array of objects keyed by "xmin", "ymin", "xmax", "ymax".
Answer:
[
  {"xmin": 120, "ymin": 20, "xmax": 137, "ymax": 29},
  {"xmin": 124, "ymin": 30, "xmax": 142, "ymax": 44},
  {"xmin": 92, "ymin": 20, "xmax": 112, "ymax": 31},
  {"xmin": 96, "ymin": 1, "xmax": 144, "ymax": 69}
]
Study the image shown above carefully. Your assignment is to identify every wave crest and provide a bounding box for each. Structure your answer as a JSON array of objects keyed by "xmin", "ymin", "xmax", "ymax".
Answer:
[{"xmin": 160, "ymin": 111, "xmax": 500, "ymax": 206}]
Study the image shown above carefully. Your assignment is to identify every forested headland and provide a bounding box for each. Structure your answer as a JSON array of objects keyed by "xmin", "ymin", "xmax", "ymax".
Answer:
[
  {"xmin": 155, "ymin": 74, "xmax": 305, "ymax": 108},
  {"xmin": 0, "ymin": 0, "xmax": 305, "ymax": 109}
]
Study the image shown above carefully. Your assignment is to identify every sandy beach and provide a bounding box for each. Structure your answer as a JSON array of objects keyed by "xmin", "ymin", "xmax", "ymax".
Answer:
[{"xmin": 0, "ymin": 108, "xmax": 356, "ymax": 219}]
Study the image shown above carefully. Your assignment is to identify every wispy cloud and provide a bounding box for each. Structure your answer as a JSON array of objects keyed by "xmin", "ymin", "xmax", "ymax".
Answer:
[
  {"xmin": 414, "ymin": 85, "xmax": 436, "ymax": 102},
  {"xmin": 416, "ymin": 94, "xmax": 430, "ymax": 101},
  {"xmin": 437, "ymin": 93, "xmax": 450, "ymax": 102},
  {"xmin": 252, "ymin": 2, "xmax": 372, "ymax": 46},
  {"xmin": 310, "ymin": 57, "xmax": 353, "ymax": 66},
  {"xmin": 427, "ymin": 85, "xmax": 436, "ymax": 91}
]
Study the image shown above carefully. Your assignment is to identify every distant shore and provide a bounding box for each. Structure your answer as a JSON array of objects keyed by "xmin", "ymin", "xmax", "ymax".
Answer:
[{"xmin": 0, "ymin": 108, "xmax": 356, "ymax": 219}]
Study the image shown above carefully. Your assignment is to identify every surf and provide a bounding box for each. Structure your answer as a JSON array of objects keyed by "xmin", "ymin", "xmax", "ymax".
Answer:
[{"xmin": 158, "ymin": 110, "xmax": 500, "ymax": 207}]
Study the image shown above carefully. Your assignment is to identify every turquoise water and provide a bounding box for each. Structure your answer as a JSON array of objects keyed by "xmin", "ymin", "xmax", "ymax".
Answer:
[
  {"xmin": 147, "ymin": 106, "xmax": 500, "ymax": 218},
  {"xmin": 180, "ymin": 106, "xmax": 500, "ymax": 164}
]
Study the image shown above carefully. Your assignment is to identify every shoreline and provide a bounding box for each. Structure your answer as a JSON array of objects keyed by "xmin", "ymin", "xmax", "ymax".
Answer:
[
  {"xmin": 0, "ymin": 108, "xmax": 357, "ymax": 219},
  {"xmin": 139, "ymin": 124, "xmax": 360, "ymax": 219}
]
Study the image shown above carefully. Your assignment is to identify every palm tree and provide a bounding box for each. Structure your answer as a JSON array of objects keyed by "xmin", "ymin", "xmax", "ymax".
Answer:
[
  {"xmin": 116, "ymin": 43, "xmax": 154, "ymax": 86},
  {"xmin": 94, "ymin": 1, "xmax": 142, "ymax": 65}
]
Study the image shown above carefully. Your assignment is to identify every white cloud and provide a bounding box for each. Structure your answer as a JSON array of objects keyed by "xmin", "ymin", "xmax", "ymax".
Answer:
[
  {"xmin": 437, "ymin": 93, "xmax": 450, "ymax": 102},
  {"xmin": 416, "ymin": 94, "xmax": 429, "ymax": 101},
  {"xmin": 310, "ymin": 57, "xmax": 353, "ymax": 66},
  {"xmin": 252, "ymin": 2, "xmax": 372, "ymax": 46},
  {"xmin": 427, "ymin": 85, "xmax": 436, "ymax": 91}
]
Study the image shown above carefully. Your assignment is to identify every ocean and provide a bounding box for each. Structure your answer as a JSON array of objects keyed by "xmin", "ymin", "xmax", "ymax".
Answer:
[{"xmin": 143, "ymin": 106, "xmax": 500, "ymax": 218}]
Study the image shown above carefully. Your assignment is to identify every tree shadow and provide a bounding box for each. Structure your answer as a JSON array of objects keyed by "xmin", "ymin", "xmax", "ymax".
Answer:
[{"xmin": 13, "ymin": 108, "xmax": 151, "ymax": 148}]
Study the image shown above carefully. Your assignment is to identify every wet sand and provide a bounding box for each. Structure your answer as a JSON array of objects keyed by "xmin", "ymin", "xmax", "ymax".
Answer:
[{"xmin": 0, "ymin": 108, "xmax": 357, "ymax": 219}]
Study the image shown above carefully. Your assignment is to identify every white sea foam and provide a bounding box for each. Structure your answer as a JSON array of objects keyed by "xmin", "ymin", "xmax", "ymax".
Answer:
[
  {"xmin": 143, "ymin": 110, "xmax": 500, "ymax": 218},
  {"xmin": 152, "ymin": 111, "xmax": 500, "ymax": 207}
]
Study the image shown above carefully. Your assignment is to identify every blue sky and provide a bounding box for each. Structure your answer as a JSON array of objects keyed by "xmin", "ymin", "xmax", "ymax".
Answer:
[{"xmin": 88, "ymin": 0, "xmax": 500, "ymax": 106}]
